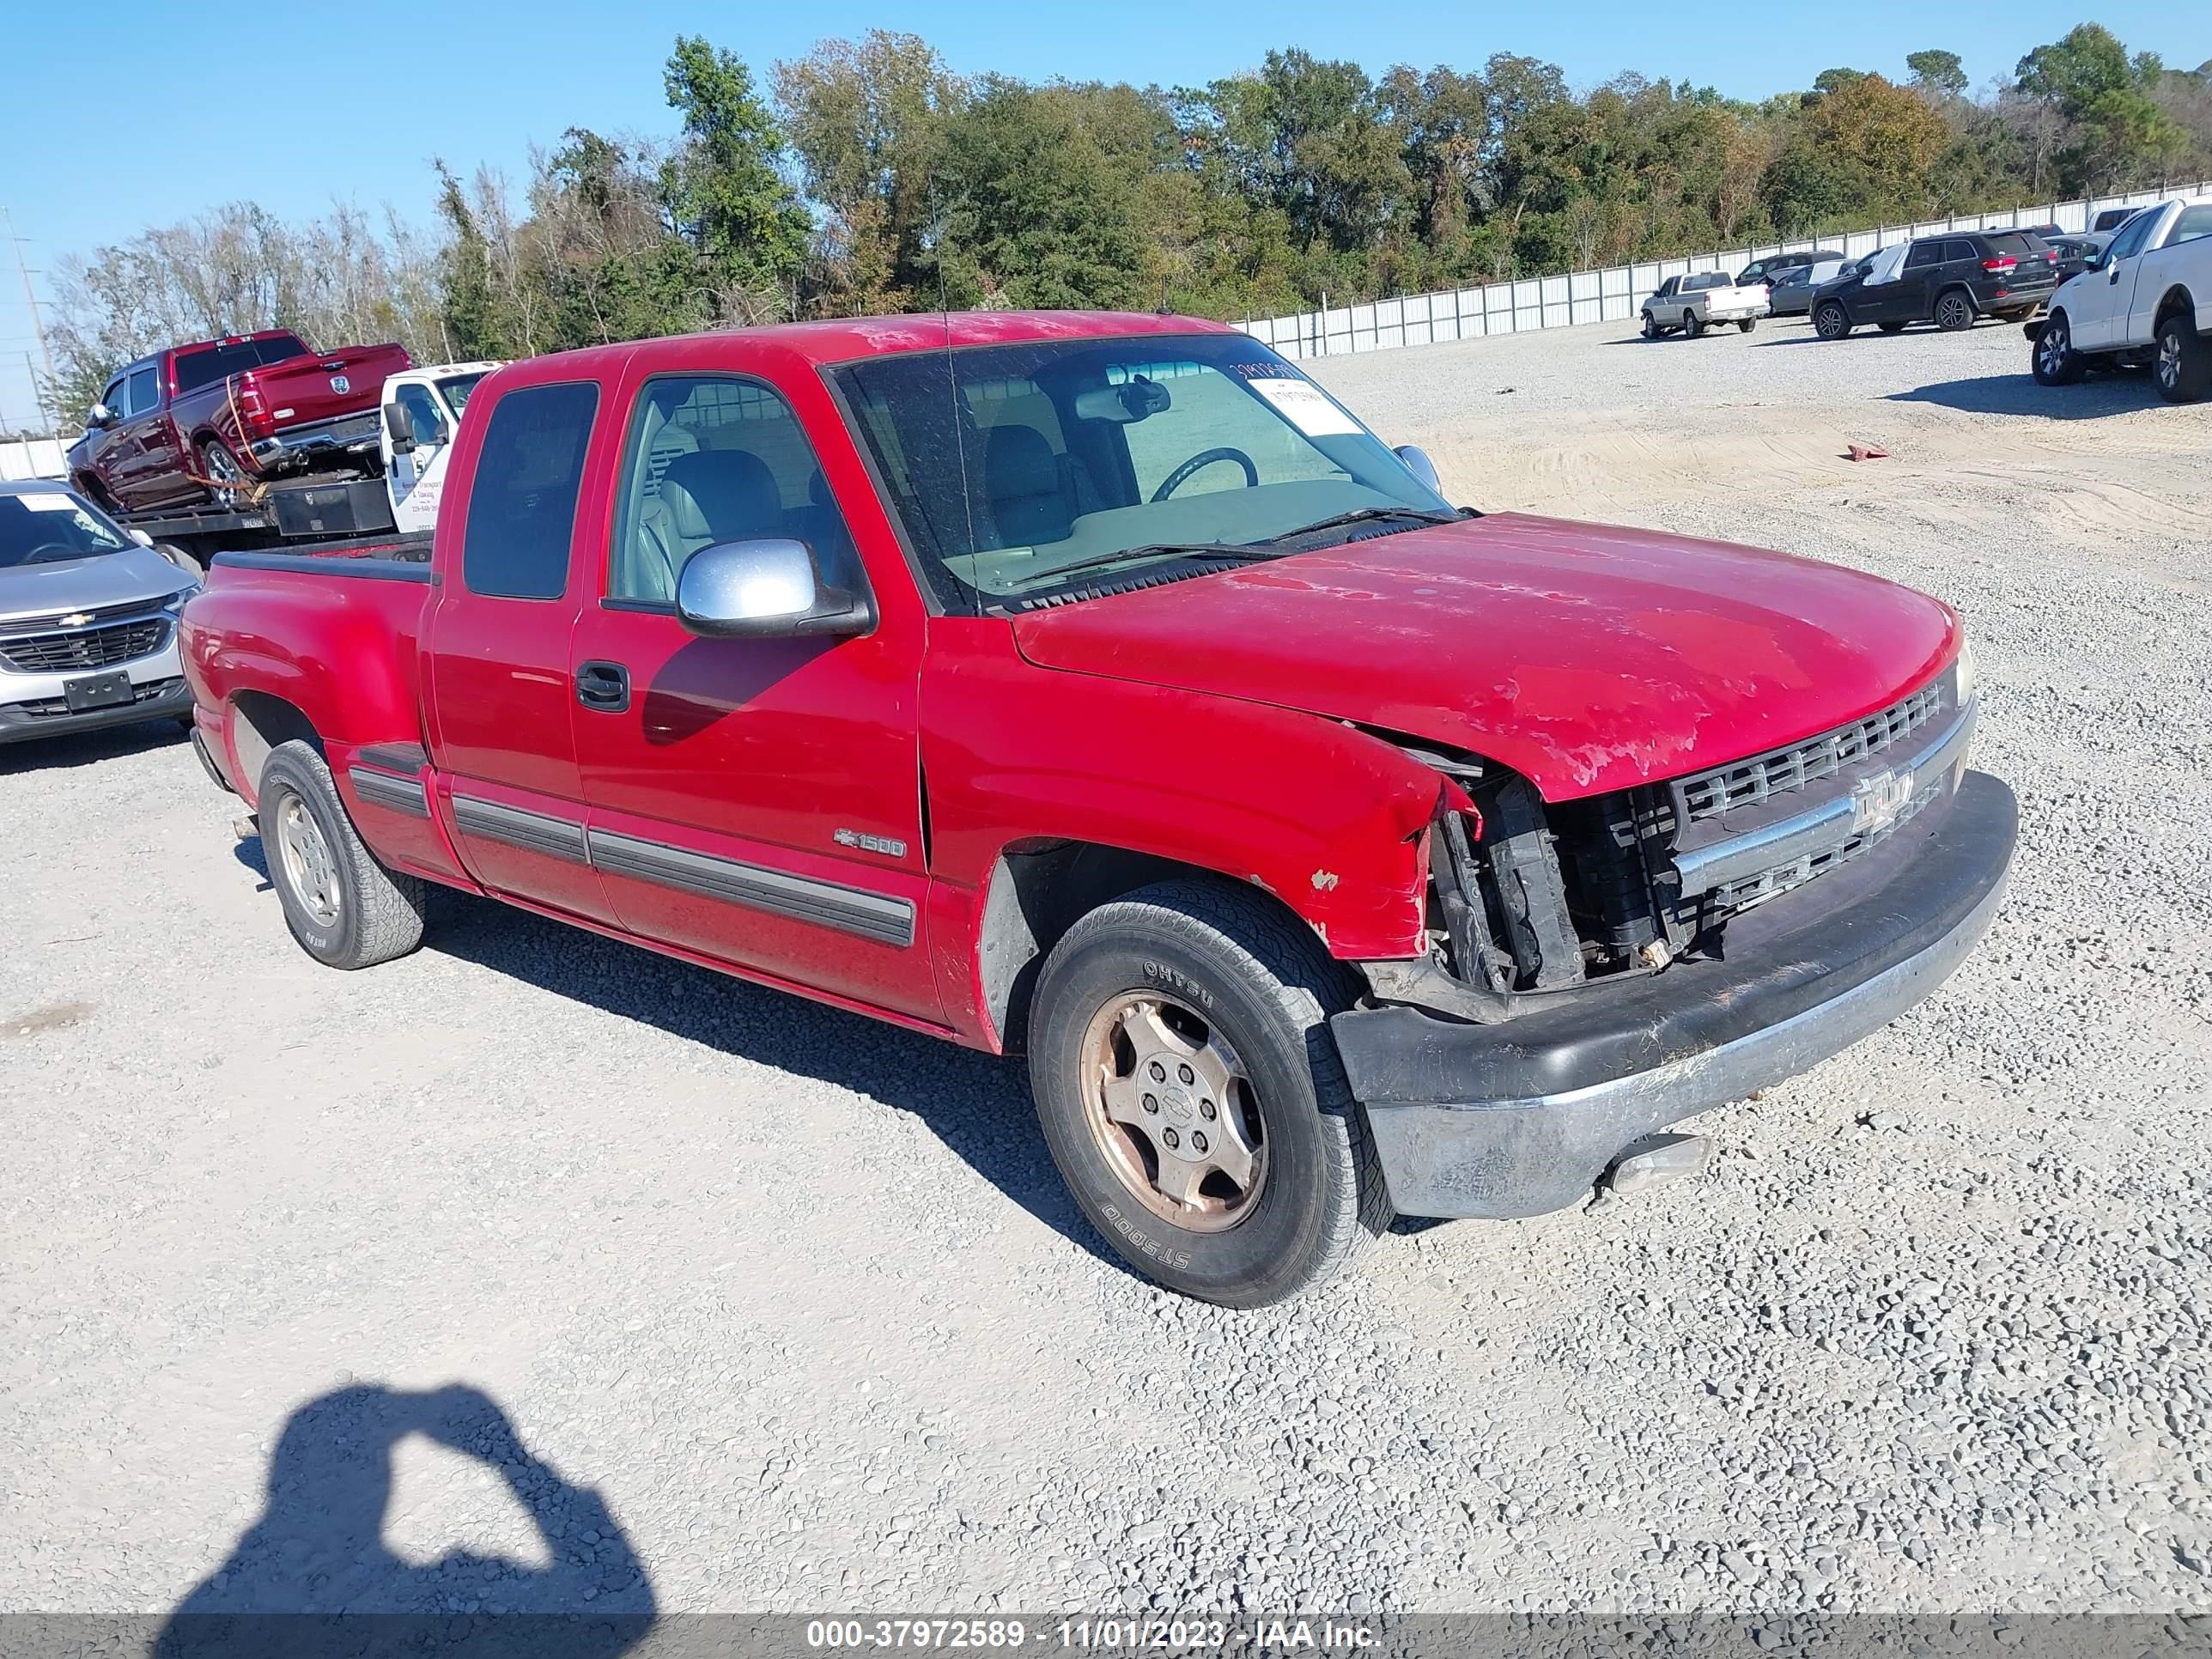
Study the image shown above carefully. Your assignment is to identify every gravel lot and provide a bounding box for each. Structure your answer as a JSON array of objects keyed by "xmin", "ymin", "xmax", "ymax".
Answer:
[{"xmin": 5, "ymin": 310, "xmax": 2209, "ymax": 1624}]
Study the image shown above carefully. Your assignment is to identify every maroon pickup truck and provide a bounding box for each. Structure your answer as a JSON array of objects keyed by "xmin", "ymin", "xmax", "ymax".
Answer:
[
  {"xmin": 68, "ymin": 330, "xmax": 412, "ymax": 514},
  {"xmin": 178, "ymin": 311, "xmax": 2014, "ymax": 1306}
]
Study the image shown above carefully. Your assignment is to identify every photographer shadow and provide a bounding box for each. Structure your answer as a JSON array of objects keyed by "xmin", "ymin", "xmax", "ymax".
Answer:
[{"xmin": 156, "ymin": 1382, "xmax": 654, "ymax": 1659}]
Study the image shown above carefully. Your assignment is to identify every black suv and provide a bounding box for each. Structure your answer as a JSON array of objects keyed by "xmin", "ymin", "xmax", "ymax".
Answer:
[{"xmin": 1810, "ymin": 231, "xmax": 2057, "ymax": 339}]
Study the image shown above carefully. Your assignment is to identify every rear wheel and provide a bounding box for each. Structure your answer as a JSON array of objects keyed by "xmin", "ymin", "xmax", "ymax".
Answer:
[
  {"xmin": 1934, "ymin": 288, "xmax": 1976, "ymax": 331},
  {"xmin": 1736, "ymin": 319, "xmax": 1757, "ymax": 333},
  {"xmin": 2154, "ymin": 315, "xmax": 2211, "ymax": 404},
  {"xmin": 258, "ymin": 739, "xmax": 427, "ymax": 969},
  {"xmin": 1681, "ymin": 308, "xmax": 1704, "ymax": 339},
  {"xmin": 198, "ymin": 439, "xmax": 250, "ymax": 510},
  {"xmin": 1027, "ymin": 879, "xmax": 1391, "ymax": 1306},
  {"xmin": 1814, "ymin": 301, "xmax": 1852, "ymax": 340},
  {"xmin": 2033, "ymin": 312, "xmax": 2085, "ymax": 386}
]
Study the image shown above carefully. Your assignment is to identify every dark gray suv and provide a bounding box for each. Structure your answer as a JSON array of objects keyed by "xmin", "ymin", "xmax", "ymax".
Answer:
[{"xmin": 1811, "ymin": 231, "xmax": 2059, "ymax": 339}]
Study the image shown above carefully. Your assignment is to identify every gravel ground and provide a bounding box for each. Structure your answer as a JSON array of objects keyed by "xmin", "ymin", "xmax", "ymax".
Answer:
[{"xmin": 4, "ymin": 311, "xmax": 2209, "ymax": 1624}]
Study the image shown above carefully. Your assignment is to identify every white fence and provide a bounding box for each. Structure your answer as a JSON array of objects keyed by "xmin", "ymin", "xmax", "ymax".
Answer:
[
  {"xmin": 1240, "ymin": 182, "xmax": 2212, "ymax": 359},
  {"xmin": 0, "ymin": 438, "xmax": 67, "ymax": 482}
]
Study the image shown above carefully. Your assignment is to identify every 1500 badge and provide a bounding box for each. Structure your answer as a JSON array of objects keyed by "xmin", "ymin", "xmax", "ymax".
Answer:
[{"xmin": 834, "ymin": 828, "xmax": 907, "ymax": 858}]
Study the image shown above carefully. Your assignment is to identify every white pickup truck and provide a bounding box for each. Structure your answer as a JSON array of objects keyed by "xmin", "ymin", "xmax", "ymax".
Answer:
[
  {"xmin": 1641, "ymin": 271, "xmax": 1771, "ymax": 339},
  {"xmin": 378, "ymin": 360, "xmax": 503, "ymax": 534},
  {"xmin": 2027, "ymin": 197, "xmax": 2212, "ymax": 401}
]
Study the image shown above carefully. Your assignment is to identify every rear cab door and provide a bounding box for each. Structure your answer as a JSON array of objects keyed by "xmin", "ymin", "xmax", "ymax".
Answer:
[
  {"xmin": 564, "ymin": 337, "xmax": 940, "ymax": 1024},
  {"xmin": 2127, "ymin": 203, "xmax": 2212, "ymax": 344},
  {"xmin": 422, "ymin": 355, "xmax": 628, "ymax": 926}
]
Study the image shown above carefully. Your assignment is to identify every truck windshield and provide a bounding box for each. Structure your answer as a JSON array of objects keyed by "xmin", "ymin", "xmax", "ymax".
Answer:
[
  {"xmin": 437, "ymin": 372, "xmax": 489, "ymax": 415},
  {"xmin": 173, "ymin": 334, "xmax": 313, "ymax": 394},
  {"xmin": 832, "ymin": 332, "xmax": 1450, "ymax": 614},
  {"xmin": 0, "ymin": 490, "xmax": 133, "ymax": 568}
]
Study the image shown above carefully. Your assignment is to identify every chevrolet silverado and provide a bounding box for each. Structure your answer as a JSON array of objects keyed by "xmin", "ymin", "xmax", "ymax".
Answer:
[{"xmin": 178, "ymin": 312, "xmax": 2015, "ymax": 1306}]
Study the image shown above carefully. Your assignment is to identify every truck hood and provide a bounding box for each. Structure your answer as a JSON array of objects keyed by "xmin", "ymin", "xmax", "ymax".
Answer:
[
  {"xmin": 0, "ymin": 547, "xmax": 197, "ymax": 626},
  {"xmin": 1009, "ymin": 512, "xmax": 1957, "ymax": 801}
]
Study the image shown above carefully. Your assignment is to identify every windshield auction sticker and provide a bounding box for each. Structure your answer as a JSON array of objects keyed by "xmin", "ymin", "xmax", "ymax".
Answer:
[
  {"xmin": 1247, "ymin": 377, "xmax": 1362, "ymax": 437},
  {"xmin": 16, "ymin": 493, "xmax": 78, "ymax": 511}
]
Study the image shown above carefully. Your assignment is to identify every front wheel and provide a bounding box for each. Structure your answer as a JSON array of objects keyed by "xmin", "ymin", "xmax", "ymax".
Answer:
[
  {"xmin": 2154, "ymin": 316, "xmax": 2211, "ymax": 404},
  {"xmin": 1814, "ymin": 301, "xmax": 1852, "ymax": 341},
  {"xmin": 1641, "ymin": 312, "xmax": 1661, "ymax": 340},
  {"xmin": 1027, "ymin": 880, "xmax": 1391, "ymax": 1306},
  {"xmin": 258, "ymin": 739, "xmax": 428, "ymax": 969},
  {"xmin": 1934, "ymin": 288, "xmax": 1976, "ymax": 331},
  {"xmin": 2033, "ymin": 312, "xmax": 2085, "ymax": 386},
  {"xmin": 1737, "ymin": 319, "xmax": 1757, "ymax": 333}
]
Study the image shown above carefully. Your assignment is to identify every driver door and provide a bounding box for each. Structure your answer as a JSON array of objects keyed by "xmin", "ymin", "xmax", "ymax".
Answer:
[
  {"xmin": 2072, "ymin": 211, "xmax": 2157, "ymax": 349},
  {"xmin": 568, "ymin": 360, "xmax": 939, "ymax": 1024}
]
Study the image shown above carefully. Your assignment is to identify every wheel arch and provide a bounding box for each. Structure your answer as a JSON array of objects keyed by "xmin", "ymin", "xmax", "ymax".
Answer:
[
  {"xmin": 976, "ymin": 844, "xmax": 1326, "ymax": 1054},
  {"xmin": 2154, "ymin": 284, "xmax": 2196, "ymax": 331},
  {"xmin": 228, "ymin": 689, "xmax": 323, "ymax": 805}
]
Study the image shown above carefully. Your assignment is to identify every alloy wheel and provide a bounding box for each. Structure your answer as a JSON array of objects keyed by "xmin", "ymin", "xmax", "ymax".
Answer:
[
  {"xmin": 1080, "ymin": 989, "xmax": 1266, "ymax": 1233},
  {"xmin": 274, "ymin": 792, "xmax": 342, "ymax": 928}
]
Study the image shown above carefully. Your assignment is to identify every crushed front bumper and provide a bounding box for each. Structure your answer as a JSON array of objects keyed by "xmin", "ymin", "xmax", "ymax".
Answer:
[{"xmin": 1331, "ymin": 769, "xmax": 2016, "ymax": 1219}]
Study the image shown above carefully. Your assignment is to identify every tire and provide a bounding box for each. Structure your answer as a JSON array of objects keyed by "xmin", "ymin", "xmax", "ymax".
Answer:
[
  {"xmin": 2032, "ymin": 311, "xmax": 2085, "ymax": 386},
  {"xmin": 1681, "ymin": 308, "xmax": 1703, "ymax": 339},
  {"xmin": 1814, "ymin": 301, "xmax": 1852, "ymax": 340},
  {"xmin": 258, "ymin": 739, "xmax": 427, "ymax": 969},
  {"xmin": 2154, "ymin": 314, "xmax": 2211, "ymax": 404},
  {"xmin": 1026, "ymin": 879, "xmax": 1391, "ymax": 1307},
  {"xmin": 198, "ymin": 438, "xmax": 250, "ymax": 510},
  {"xmin": 1877, "ymin": 320, "xmax": 1909, "ymax": 334},
  {"xmin": 1737, "ymin": 319, "xmax": 1757, "ymax": 333},
  {"xmin": 1641, "ymin": 312, "xmax": 1661, "ymax": 340},
  {"xmin": 1933, "ymin": 288, "xmax": 1976, "ymax": 331}
]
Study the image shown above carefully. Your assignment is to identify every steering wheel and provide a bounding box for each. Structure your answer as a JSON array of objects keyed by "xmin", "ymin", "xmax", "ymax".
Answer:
[
  {"xmin": 22, "ymin": 543, "xmax": 79, "ymax": 563},
  {"xmin": 1150, "ymin": 447, "xmax": 1259, "ymax": 502}
]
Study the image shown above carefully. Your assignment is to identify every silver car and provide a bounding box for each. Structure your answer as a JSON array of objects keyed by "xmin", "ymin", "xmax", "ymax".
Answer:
[{"xmin": 0, "ymin": 480, "xmax": 200, "ymax": 746}]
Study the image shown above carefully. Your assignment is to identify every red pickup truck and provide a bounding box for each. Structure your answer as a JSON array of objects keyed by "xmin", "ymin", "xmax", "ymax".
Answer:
[
  {"xmin": 68, "ymin": 330, "xmax": 413, "ymax": 514},
  {"xmin": 178, "ymin": 311, "xmax": 2014, "ymax": 1306}
]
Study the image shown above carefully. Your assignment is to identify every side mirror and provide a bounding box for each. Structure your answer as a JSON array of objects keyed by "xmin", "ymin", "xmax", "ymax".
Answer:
[
  {"xmin": 1395, "ymin": 444, "xmax": 1442, "ymax": 496},
  {"xmin": 88, "ymin": 402, "xmax": 118, "ymax": 430},
  {"xmin": 128, "ymin": 528, "xmax": 155, "ymax": 547},
  {"xmin": 383, "ymin": 400, "xmax": 416, "ymax": 453},
  {"xmin": 676, "ymin": 538, "xmax": 874, "ymax": 641},
  {"xmin": 2081, "ymin": 248, "xmax": 2106, "ymax": 272}
]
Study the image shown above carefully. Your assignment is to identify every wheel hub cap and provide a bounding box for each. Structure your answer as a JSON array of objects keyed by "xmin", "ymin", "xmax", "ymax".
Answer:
[
  {"xmin": 275, "ymin": 793, "xmax": 341, "ymax": 927},
  {"xmin": 1081, "ymin": 992, "xmax": 1265, "ymax": 1232},
  {"xmin": 2160, "ymin": 336, "xmax": 2179, "ymax": 386}
]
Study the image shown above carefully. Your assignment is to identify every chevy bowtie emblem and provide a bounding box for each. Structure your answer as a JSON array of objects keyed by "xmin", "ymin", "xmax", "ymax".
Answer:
[
  {"xmin": 59, "ymin": 612, "xmax": 94, "ymax": 629},
  {"xmin": 1851, "ymin": 769, "xmax": 1914, "ymax": 836}
]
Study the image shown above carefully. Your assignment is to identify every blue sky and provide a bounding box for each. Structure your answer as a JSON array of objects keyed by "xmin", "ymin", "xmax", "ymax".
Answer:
[{"xmin": 1, "ymin": 0, "xmax": 2201, "ymax": 427}]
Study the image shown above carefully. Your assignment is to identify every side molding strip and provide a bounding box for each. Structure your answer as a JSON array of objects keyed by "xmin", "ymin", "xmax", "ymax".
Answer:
[
  {"xmin": 349, "ymin": 767, "xmax": 429, "ymax": 819},
  {"xmin": 586, "ymin": 828, "xmax": 915, "ymax": 948},
  {"xmin": 451, "ymin": 795, "xmax": 591, "ymax": 864}
]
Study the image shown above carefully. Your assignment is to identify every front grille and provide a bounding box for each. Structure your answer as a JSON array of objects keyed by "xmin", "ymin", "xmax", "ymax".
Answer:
[
  {"xmin": 9, "ymin": 676, "xmax": 183, "ymax": 719},
  {"xmin": 1698, "ymin": 773, "xmax": 1945, "ymax": 914},
  {"xmin": 1676, "ymin": 678, "xmax": 1944, "ymax": 822},
  {"xmin": 0, "ymin": 616, "xmax": 169, "ymax": 673}
]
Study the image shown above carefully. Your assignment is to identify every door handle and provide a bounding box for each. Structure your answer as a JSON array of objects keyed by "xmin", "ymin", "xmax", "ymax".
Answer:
[{"xmin": 574, "ymin": 660, "xmax": 630, "ymax": 713}]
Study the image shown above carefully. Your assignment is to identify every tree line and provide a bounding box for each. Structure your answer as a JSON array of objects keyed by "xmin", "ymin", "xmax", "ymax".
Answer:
[{"xmin": 36, "ymin": 21, "xmax": 2212, "ymax": 428}]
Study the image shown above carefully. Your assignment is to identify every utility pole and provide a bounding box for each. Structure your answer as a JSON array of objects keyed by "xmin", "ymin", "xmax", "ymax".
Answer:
[{"xmin": 3, "ymin": 206, "xmax": 57, "ymax": 428}]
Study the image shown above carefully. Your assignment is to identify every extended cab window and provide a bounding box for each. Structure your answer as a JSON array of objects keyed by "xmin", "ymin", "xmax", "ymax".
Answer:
[
  {"xmin": 607, "ymin": 375, "xmax": 859, "ymax": 606},
  {"xmin": 2165, "ymin": 206, "xmax": 2212, "ymax": 246},
  {"xmin": 462, "ymin": 381, "xmax": 599, "ymax": 600},
  {"xmin": 833, "ymin": 332, "xmax": 1449, "ymax": 615}
]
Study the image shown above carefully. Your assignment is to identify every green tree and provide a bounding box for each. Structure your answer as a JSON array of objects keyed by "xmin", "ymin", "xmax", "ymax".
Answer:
[
  {"xmin": 1906, "ymin": 50, "xmax": 1968, "ymax": 98},
  {"xmin": 659, "ymin": 36, "xmax": 810, "ymax": 322}
]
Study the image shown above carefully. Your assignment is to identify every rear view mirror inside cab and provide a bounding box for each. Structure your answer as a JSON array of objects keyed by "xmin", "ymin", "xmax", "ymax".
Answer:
[{"xmin": 1073, "ymin": 376, "xmax": 1171, "ymax": 424}]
